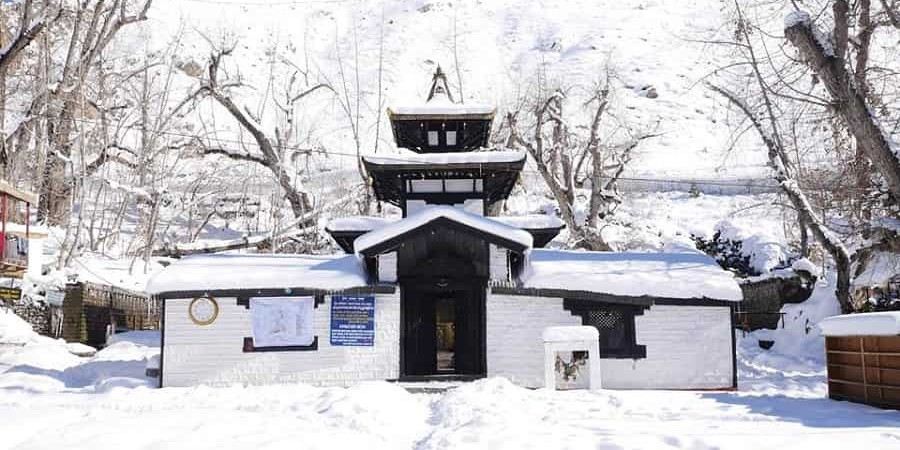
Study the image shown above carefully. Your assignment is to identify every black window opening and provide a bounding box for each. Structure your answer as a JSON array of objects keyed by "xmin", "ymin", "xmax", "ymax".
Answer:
[{"xmin": 564, "ymin": 300, "xmax": 647, "ymax": 359}]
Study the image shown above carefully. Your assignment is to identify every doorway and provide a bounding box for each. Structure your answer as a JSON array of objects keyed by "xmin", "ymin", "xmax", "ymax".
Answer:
[{"xmin": 401, "ymin": 282, "xmax": 485, "ymax": 379}]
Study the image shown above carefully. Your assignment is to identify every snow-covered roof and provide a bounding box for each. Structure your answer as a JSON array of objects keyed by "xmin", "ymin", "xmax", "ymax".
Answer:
[
  {"xmin": 388, "ymin": 103, "xmax": 496, "ymax": 117},
  {"xmin": 363, "ymin": 150, "xmax": 525, "ymax": 166},
  {"xmin": 819, "ymin": 312, "xmax": 900, "ymax": 337},
  {"xmin": 0, "ymin": 179, "xmax": 38, "ymax": 204},
  {"xmin": 146, "ymin": 254, "xmax": 368, "ymax": 295},
  {"xmin": 355, "ymin": 205, "xmax": 533, "ymax": 255},
  {"xmin": 1, "ymin": 221, "xmax": 48, "ymax": 238},
  {"xmin": 327, "ymin": 214, "xmax": 563, "ymax": 234},
  {"xmin": 326, "ymin": 216, "xmax": 396, "ymax": 232},
  {"xmin": 388, "ymin": 66, "xmax": 495, "ymax": 117},
  {"xmin": 520, "ymin": 249, "xmax": 743, "ymax": 301},
  {"xmin": 494, "ymin": 215, "xmax": 565, "ymax": 229}
]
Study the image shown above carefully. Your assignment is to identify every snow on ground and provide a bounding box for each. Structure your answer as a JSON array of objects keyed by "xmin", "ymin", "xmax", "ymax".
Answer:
[{"xmin": 3, "ymin": 284, "xmax": 900, "ymax": 450}]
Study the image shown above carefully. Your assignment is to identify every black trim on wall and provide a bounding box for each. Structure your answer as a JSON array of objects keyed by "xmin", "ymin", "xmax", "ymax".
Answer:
[
  {"xmin": 242, "ymin": 336, "xmax": 319, "ymax": 352},
  {"xmin": 155, "ymin": 285, "xmax": 395, "ymax": 301},
  {"xmin": 490, "ymin": 286, "xmax": 738, "ymax": 307},
  {"xmin": 237, "ymin": 295, "xmax": 326, "ymax": 309},
  {"xmin": 730, "ymin": 304, "xmax": 738, "ymax": 389},
  {"xmin": 158, "ymin": 296, "xmax": 165, "ymax": 388}
]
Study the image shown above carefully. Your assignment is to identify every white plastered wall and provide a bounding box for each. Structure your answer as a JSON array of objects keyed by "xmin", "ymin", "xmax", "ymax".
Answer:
[
  {"xmin": 161, "ymin": 292, "xmax": 400, "ymax": 387},
  {"xmin": 485, "ymin": 294, "xmax": 735, "ymax": 389}
]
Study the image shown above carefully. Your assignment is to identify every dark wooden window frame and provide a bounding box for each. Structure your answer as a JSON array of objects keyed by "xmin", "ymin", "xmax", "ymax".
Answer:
[
  {"xmin": 243, "ymin": 336, "xmax": 319, "ymax": 353},
  {"xmin": 238, "ymin": 295, "xmax": 324, "ymax": 353},
  {"xmin": 564, "ymin": 299, "xmax": 647, "ymax": 359}
]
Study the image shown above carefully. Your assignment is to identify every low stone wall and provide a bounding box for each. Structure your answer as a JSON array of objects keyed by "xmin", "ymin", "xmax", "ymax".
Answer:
[
  {"xmin": 2, "ymin": 297, "xmax": 53, "ymax": 336},
  {"xmin": 737, "ymin": 273, "xmax": 815, "ymax": 331}
]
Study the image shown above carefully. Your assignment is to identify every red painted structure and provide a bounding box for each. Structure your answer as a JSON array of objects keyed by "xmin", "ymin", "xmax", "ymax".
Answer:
[{"xmin": 0, "ymin": 179, "xmax": 39, "ymax": 278}]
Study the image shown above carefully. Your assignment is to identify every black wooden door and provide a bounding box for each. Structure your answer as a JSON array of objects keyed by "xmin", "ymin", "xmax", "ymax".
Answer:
[
  {"xmin": 453, "ymin": 286, "xmax": 485, "ymax": 375},
  {"xmin": 402, "ymin": 286, "xmax": 437, "ymax": 376},
  {"xmin": 401, "ymin": 283, "xmax": 485, "ymax": 377}
]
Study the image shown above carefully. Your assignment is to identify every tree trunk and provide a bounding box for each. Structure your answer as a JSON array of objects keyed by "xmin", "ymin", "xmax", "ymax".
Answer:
[
  {"xmin": 709, "ymin": 83, "xmax": 855, "ymax": 313},
  {"xmin": 785, "ymin": 18, "xmax": 900, "ymax": 203}
]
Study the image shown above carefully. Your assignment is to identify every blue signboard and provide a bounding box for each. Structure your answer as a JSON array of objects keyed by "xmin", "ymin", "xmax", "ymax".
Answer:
[{"xmin": 330, "ymin": 295, "xmax": 375, "ymax": 346}]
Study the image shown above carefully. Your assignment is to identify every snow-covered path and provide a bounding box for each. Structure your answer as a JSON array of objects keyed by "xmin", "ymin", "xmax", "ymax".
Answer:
[
  {"xmin": 2, "ymin": 372, "xmax": 899, "ymax": 449},
  {"xmin": 2, "ymin": 309, "xmax": 900, "ymax": 449},
  {"xmin": 2, "ymin": 348, "xmax": 899, "ymax": 448}
]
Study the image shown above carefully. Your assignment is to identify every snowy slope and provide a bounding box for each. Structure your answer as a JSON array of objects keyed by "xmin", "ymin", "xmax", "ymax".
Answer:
[{"xmin": 140, "ymin": 0, "xmax": 768, "ymax": 180}]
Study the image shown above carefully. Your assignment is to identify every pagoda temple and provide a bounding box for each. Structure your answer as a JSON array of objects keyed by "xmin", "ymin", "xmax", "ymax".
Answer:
[
  {"xmin": 326, "ymin": 66, "xmax": 564, "ymax": 253},
  {"xmin": 148, "ymin": 68, "xmax": 743, "ymax": 390}
]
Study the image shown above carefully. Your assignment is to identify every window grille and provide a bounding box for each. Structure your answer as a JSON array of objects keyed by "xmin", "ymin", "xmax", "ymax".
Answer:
[
  {"xmin": 563, "ymin": 300, "xmax": 647, "ymax": 359},
  {"xmin": 586, "ymin": 310, "xmax": 623, "ymax": 329}
]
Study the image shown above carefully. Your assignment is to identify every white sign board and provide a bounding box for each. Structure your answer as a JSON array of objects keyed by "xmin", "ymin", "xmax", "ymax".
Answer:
[
  {"xmin": 250, "ymin": 297, "xmax": 315, "ymax": 348},
  {"xmin": 45, "ymin": 290, "xmax": 65, "ymax": 306}
]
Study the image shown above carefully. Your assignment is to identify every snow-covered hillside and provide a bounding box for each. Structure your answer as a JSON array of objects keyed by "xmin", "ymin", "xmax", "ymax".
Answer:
[{"xmin": 144, "ymin": 0, "xmax": 768, "ymax": 179}]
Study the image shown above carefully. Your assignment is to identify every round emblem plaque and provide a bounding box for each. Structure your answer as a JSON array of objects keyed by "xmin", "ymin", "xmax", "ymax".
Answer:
[{"xmin": 189, "ymin": 295, "xmax": 219, "ymax": 326}]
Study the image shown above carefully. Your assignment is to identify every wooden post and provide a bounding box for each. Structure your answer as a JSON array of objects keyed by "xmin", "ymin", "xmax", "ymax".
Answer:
[
  {"xmin": 25, "ymin": 202, "xmax": 29, "ymax": 239},
  {"xmin": 860, "ymin": 337, "xmax": 869, "ymax": 402},
  {"xmin": 1, "ymin": 193, "xmax": 7, "ymax": 259}
]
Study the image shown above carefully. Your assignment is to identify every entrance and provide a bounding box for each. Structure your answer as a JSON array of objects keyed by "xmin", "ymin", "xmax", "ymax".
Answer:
[{"xmin": 401, "ymin": 282, "xmax": 486, "ymax": 378}]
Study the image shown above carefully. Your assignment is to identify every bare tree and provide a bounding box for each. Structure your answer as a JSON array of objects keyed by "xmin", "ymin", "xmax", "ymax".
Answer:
[
  {"xmin": 0, "ymin": 0, "xmax": 62, "ymax": 173},
  {"xmin": 704, "ymin": 0, "xmax": 900, "ymax": 311},
  {"xmin": 197, "ymin": 43, "xmax": 327, "ymax": 224},
  {"xmin": 505, "ymin": 77, "xmax": 657, "ymax": 250},
  {"xmin": 785, "ymin": 6, "xmax": 900, "ymax": 204},
  {"xmin": 6, "ymin": 0, "xmax": 156, "ymax": 225},
  {"xmin": 711, "ymin": 83, "xmax": 854, "ymax": 312}
]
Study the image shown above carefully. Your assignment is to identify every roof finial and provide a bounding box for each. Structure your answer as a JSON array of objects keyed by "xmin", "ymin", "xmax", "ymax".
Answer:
[{"xmin": 427, "ymin": 65, "xmax": 454, "ymax": 103}]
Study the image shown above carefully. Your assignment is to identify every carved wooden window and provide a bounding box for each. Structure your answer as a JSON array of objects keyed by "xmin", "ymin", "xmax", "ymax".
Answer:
[{"xmin": 564, "ymin": 300, "xmax": 647, "ymax": 359}]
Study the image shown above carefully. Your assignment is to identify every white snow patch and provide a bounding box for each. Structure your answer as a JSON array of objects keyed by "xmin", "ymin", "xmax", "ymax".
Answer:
[
  {"xmin": 819, "ymin": 311, "xmax": 900, "ymax": 337},
  {"xmin": 146, "ymin": 254, "xmax": 368, "ymax": 294},
  {"xmin": 107, "ymin": 330, "xmax": 160, "ymax": 348},
  {"xmin": 328, "ymin": 214, "xmax": 564, "ymax": 233},
  {"xmin": 791, "ymin": 257, "xmax": 820, "ymax": 276},
  {"xmin": 355, "ymin": 206, "xmax": 533, "ymax": 255},
  {"xmin": 852, "ymin": 251, "xmax": 900, "ymax": 288},
  {"xmin": 715, "ymin": 220, "xmax": 792, "ymax": 274},
  {"xmin": 493, "ymin": 215, "xmax": 565, "ymax": 229},
  {"xmin": 363, "ymin": 150, "xmax": 525, "ymax": 166},
  {"xmin": 326, "ymin": 216, "xmax": 396, "ymax": 232},
  {"xmin": 784, "ymin": 10, "xmax": 811, "ymax": 28},
  {"xmin": 388, "ymin": 104, "xmax": 496, "ymax": 116},
  {"xmin": 521, "ymin": 249, "xmax": 743, "ymax": 301}
]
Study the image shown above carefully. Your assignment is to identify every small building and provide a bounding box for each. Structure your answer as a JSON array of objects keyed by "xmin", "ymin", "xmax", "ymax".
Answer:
[
  {"xmin": 820, "ymin": 312, "xmax": 900, "ymax": 409},
  {"xmin": 148, "ymin": 68, "xmax": 743, "ymax": 389}
]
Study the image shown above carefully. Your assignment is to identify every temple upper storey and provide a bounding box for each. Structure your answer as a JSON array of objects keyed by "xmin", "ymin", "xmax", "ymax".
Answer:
[{"xmin": 387, "ymin": 66, "xmax": 495, "ymax": 153}]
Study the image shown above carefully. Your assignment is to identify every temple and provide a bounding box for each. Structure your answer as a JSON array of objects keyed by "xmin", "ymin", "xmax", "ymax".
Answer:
[{"xmin": 148, "ymin": 68, "xmax": 743, "ymax": 389}]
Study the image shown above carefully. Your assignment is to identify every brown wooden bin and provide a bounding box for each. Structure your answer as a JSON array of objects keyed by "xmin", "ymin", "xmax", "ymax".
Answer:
[{"xmin": 823, "ymin": 319, "xmax": 900, "ymax": 410}]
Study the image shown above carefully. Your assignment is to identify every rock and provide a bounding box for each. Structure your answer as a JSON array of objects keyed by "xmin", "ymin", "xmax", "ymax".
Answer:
[{"xmin": 66, "ymin": 342, "xmax": 97, "ymax": 357}]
